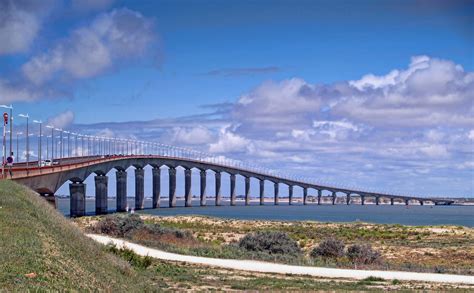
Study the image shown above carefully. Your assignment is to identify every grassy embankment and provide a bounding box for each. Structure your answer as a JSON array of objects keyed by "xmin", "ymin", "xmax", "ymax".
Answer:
[{"xmin": 4, "ymin": 180, "xmax": 452, "ymax": 291}]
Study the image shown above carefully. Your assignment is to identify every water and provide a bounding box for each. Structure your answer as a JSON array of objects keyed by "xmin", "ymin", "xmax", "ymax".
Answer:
[{"xmin": 56, "ymin": 197, "xmax": 474, "ymax": 227}]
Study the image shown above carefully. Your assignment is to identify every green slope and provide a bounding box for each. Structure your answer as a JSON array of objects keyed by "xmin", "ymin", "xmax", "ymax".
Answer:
[{"xmin": 0, "ymin": 180, "xmax": 153, "ymax": 291}]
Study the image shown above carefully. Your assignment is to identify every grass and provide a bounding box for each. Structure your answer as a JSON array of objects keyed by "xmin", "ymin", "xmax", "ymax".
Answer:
[{"xmin": 0, "ymin": 180, "xmax": 155, "ymax": 291}]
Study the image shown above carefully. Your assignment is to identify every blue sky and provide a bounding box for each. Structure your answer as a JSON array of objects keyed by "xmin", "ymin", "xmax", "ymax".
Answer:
[{"xmin": 1, "ymin": 0, "xmax": 473, "ymax": 198}]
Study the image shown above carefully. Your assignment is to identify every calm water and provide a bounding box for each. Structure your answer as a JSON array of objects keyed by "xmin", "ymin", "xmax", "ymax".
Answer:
[{"xmin": 56, "ymin": 198, "xmax": 474, "ymax": 227}]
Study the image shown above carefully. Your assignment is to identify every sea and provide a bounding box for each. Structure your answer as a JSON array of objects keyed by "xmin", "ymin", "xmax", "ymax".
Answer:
[{"xmin": 56, "ymin": 198, "xmax": 474, "ymax": 227}]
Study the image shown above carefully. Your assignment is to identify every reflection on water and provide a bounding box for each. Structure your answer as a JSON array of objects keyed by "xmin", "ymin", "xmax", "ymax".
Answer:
[{"xmin": 56, "ymin": 197, "xmax": 474, "ymax": 227}]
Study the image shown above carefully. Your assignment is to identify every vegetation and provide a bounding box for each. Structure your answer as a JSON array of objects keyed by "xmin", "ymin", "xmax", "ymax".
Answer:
[
  {"xmin": 311, "ymin": 238, "xmax": 345, "ymax": 258},
  {"xmin": 0, "ymin": 181, "xmax": 155, "ymax": 291},
  {"xmin": 78, "ymin": 214, "xmax": 474, "ymax": 275},
  {"xmin": 238, "ymin": 231, "xmax": 301, "ymax": 255},
  {"xmin": 346, "ymin": 243, "xmax": 381, "ymax": 265}
]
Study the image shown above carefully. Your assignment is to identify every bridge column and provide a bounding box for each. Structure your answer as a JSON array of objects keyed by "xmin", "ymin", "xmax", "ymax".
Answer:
[
  {"xmin": 419, "ymin": 200, "xmax": 424, "ymax": 206},
  {"xmin": 303, "ymin": 187, "xmax": 308, "ymax": 205},
  {"xmin": 169, "ymin": 167, "xmax": 176, "ymax": 207},
  {"xmin": 135, "ymin": 167, "xmax": 145, "ymax": 210},
  {"xmin": 116, "ymin": 170, "xmax": 127, "ymax": 212},
  {"xmin": 230, "ymin": 174, "xmax": 236, "ymax": 206},
  {"xmin": 259, "ymin": 179, "xmax": 265, "ymax": 205},
  {"xmin": 200, "ymin": 170, "xmax": 207, "ymax": 206},
  {"xmin": 317, "ymin": 190, "xmax": 322, "ymax": 205},
  {"xmin": 390, "ymin": 198, "xmax": 394, "ymax": 205},
  {"xmin": 332, "ymin": 191, "xmax": 336, "ymax": 205},
  {"xmin": 215, "ymin": 171, "xmax": 221, "ymax": 206},
  {"xmin": 361, "ymin": 195, "xmax": 365, "ymax": 205},
  {"xmin": 274, "ymin": 182, "xmax": 279, "ymax": 205},
  {"xmin": 70, "ymin": 181, "xmax": 86, "ymax": 217},
  {"xmin": 289, "ymin": 185, "xmax": 293, "ymax": 205},
  {"xmin": 245, "ymin": 176, "xmax": 250, "ymax": 205},
  {"xmin": 95, "ymin": 174, "xmax": 108, "ymax": 215},
  {"xmin": 152, "ymin": 167, "xmax": 161, "ymax": 208},
  {"xmin": 375, "ymin": 196, "xmax": 380, "ymax": 205},
  {"xmin": 346, "ymin": 193, "xmax": 351, "ymax": 205},
  {"xmin": 405, "ymin": 199, "xmax": 409, "ymax": 206},
  {"xmin": 185, "ymin": 168, "xmax": 192, "ymax": 207}
]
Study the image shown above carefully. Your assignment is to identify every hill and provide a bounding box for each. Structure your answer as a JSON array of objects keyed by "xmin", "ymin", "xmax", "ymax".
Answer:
[{"xmin": 0, "ymin": 180, "xmax": 153, "ymax": 291}]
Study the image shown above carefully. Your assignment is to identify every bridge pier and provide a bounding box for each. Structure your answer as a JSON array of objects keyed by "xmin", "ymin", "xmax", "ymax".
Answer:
[
  {"xmin": 169, "ymin": 167, "xmax": 176, "ymax": 207},
  {"xmin": 375, "ymin": 196, "xmax": 380, "ymax": 205},
  {"xmin": 152, "ymin": 167, "xmax": 161, "ymax": 208},
  {"xmin": 274, "ymin": 182, "xmax": 279, "ymax": 205},
  {"xmin": 303, "ymin": 187, "xmax": 307, "ymax": 205},
  {"xmin": 185, "ymin": 168, "xmax": 192, "ymax": 207},
  {"xmin": 135, "ymin": 167, "xmax": 145, "ymax": 210},
  {"xmin": 419, "ymin": 200, "xmax": 424, "ymax": 206},
  {"xmin": 230, "ymin": 173, "xmax": 236, "ymax": 206},
  {"xmin": 361, "ymin": 195, "xmax": 365, "ymax": 205},
  {"xmin": 215, "ymin": 171, "xmax": 221, "ymax": 206},
  {"xmin": 405, "ymin": 199, "xmax": 409, "ymax": 206},
  {"xmin": 259, "ymin": 179, "xmax": 265, "ymax": 205},
  {"xmin": 346, "ymin": 193, "xmax": 351, "ymax": 205},
  {"xmin": 116, "ymin": 170, "xmax": 127, "ymax": 212},
  {"xmin": 289, "ymin": 185, "xmax": 293, "ymax": 205},
  {"xmin": 390, "ymin": 198, "xmax": 394, "ymax": 205},
  {"xmin": 70, "ymin": 181, "xmax": 86, "ymax": 217},
  {"xmin": 317, "ymin": 190, "xmax": 322, "ymax": 205},
  {"xmin": 332, "ymin": 191, "xmax": 336, "ymax": 205},
  {"xmin": 95, "ymin": 174, "xmax": 108, "ymax": 215},
  {"xmin": 200, "ymin": 170, "xmax": 207, "ymax": 206},
  {"xmin": 245, "ymin": 176, "xmax": 250, "ymax": 206}
]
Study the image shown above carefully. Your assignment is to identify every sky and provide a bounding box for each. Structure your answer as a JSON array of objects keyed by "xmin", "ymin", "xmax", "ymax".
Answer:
[{"xmin": 0, "ymin": 0, "xmax": 473, "ymax": 198}]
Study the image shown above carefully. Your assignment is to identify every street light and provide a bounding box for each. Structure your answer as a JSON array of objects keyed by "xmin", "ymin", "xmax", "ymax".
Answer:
[
  {"xmin": 33, "ymin": 120, "xmax": 42, "ymax": 166},
  {"xmin": 46, "ymin": 125, "xmax": 54, "ymax": 163},
  {"xmin": 18, "ymin": 113, "xmax": 29, "ymax": 173},
  {"xmin": 64, "ymin": 131, "xmax": 70, "ymax": 158},
  {"xmin": 15, "ymin": 131, "xmax": 22, "ymax": 163}
]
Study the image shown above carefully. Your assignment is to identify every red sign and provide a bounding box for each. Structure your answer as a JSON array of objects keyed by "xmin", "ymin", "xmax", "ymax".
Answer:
[{"xmin": 3, "ymin": 112, "xmax": 8, "ymax": 125}]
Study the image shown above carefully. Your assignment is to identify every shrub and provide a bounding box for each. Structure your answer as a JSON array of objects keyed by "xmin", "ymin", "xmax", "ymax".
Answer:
[
  {"xmin": 238, "ymin": 231, "xmax": 301, "ymax": 255},
  {"xmin": 346, "ymin": 243, "xmax": 381, "ymax": 265},
  {"xmin": 106, "ymin": 244, "xmax": 152, "ymax": 269},
  {"xmin": 311, "ymin": 238, "xmax": 345, "ymax": 258},
  {"xmin": 92, "ymin": 214, "xmax": 144, "ymax": 237}
]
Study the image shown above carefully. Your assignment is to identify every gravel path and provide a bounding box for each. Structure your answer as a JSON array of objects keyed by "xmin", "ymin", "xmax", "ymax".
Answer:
[{"xmin": 88, "ymin": 234, "xmax": 474, "ymax": 285}]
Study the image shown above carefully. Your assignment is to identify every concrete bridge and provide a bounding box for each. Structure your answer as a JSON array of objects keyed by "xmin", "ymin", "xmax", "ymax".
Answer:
[{"xmin": 8, "ymin": 154, "xmax": 455, "ymax": 217}]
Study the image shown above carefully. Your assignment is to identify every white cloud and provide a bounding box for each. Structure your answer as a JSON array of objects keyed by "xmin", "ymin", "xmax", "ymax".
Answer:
[
  {"xmin": 47, "ymin": 110, "xmax": 75, "ymax": 128},
  {"xmin": 170, "ymin": 126, "xmax": 214, "ymax": 145},
  {"xmin": 419, "ymin": 144, "xmax": 449, "ymax": 158},
  {"xmin": 468, "ymin": 130, "xmax": 474, "ymax": 140},
  {"xmin": 0, "ymin": 0, "xmax": 53, "ymax": 55},
  {"xmin": 209, "ymin": 126, "xmax": 250, "ymax": 153},
  {"xmin": 22, "ymin": 8, "xmax": 155, "ymax": 86}
]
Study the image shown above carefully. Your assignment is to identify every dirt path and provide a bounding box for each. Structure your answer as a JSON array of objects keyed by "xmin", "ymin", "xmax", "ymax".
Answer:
[{"xmin": 87, "ymin": 234, "xmax": 474, "ymax": 285}]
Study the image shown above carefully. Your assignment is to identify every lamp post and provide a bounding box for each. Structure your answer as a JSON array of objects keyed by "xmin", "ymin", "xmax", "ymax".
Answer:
[
  {"xmin": 46, "ymin": 126, "xmax": 54, "ymax": 163},
  {"xmin": 16, "ymin": 131, "xmax": 22, "ymax": 163},
  {"xmin": 33, "ymin": 120, "xmax": 42, "ymax": 166},
  {"xmin": 18, "ymin": 113, "xmax": 29, "ymax": 174},
  {"xmin": 56, "ymin": 128, "xmax": 63, "ymax": 161},
  {"xmin": 64, "ymin": 131, "xmax": 70, "ymax": 158}
]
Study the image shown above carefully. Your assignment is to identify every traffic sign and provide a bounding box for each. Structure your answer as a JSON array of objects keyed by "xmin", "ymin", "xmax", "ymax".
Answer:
[{"xmin": 3, "ymin": 112, "xmax": 8, "ymax": 125}]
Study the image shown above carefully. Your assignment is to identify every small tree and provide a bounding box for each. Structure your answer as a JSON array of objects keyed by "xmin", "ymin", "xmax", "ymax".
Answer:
[
  {"xmin": 311, "ymin": 238, "xmax": 345, "ymax": 258},
  {"xmin": 346, "ymin": 243, "xmax": 381, "ymax": 265}
]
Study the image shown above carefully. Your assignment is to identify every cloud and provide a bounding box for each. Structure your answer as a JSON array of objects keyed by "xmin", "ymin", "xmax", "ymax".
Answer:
[
  {"xmin": 0, "ymin": 0, "xmax": 53, "ymax": 55},
  {"xmin": 47, "ymin": 110, "xmax": 75, "ymax": 128},
  {"xmin": 22, "ymin": 8, "xmax": 155, "ymax": 86},
  {"xmin": 169, "ymin": 126, "xmax": 214, "ymax": 145},
  {"xmin": 209, "ymin": 126, "xmax": 251, "ymax": 153},
  {"xmin": 206, "ymin": 66, "xmax": 280, "ymax": 77}
]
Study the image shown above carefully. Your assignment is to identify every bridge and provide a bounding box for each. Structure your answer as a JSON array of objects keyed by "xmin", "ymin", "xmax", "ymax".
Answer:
[{"xmin": 8, "ymin": 152, "xmax": 455, "ymax": 217}]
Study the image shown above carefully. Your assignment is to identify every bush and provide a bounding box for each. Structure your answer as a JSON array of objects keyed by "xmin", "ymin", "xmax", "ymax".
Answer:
[
  {"xmin": 346, "ymin": 243, "xmax": 381, "ymax": 265},
  {"xmin": 144, "ymin": 224, "xmax": 193, "ymax": 239},
  {"xmin": 238, "ymin": 231, "xmax": 301, "ymax": 255},
  {"xmin": 92, "ymin": 214, "xmax": 144, "ymax": 237},
  {"xmin": 106, "ymin": 244, "xmax": 152, "ymax": 269},
  {"xmin": 311, "ymin": 238, "xmax": 345, "ymax": 258}
]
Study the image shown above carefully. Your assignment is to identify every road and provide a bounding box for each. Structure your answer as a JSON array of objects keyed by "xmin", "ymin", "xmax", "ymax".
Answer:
[{"xmin": 88, "ymin": 234, "xmax": 474, "ymax": 285}]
